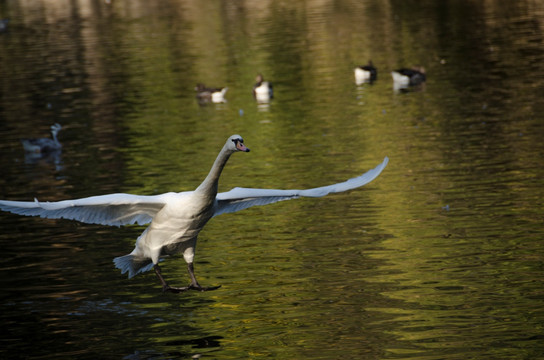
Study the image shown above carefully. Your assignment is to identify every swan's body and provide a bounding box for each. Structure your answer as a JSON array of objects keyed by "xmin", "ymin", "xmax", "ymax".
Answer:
[
  {"xmin": 195, "ymin": 83, "xmax": 228, "ymax": 104},
  {"xmin": 0, "ymin": 135, "xmax": 388, "ymax": 293},
  {"xmin": 253, "ymin": 74, "xmax": 273, "ymax": 103},
  {"xmin": 354, "ymin": 61, "xmax": 377, "ymax": 84},
  {"xmin": 21, "ymin": 123, "xmax": 62, "ymax": 153}
]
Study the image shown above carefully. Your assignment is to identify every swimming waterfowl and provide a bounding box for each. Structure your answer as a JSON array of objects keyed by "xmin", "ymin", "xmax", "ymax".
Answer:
[
  {"xmin": 391, "ymin": 67, "xmax": 426, "ymax": 89},
  {"xmin": 21, "ymin": 123, "xmax": 62, "ymax": 153},
  {"xmin": 253, "ymin": 74, "xmax": 273, "ymax": 103},
  {"xmin": 195, "ymin": 83, "xmax": 228, "ymax": 104},
  {"xmin": 354, "ymin": 61, "xmax": 378, "ymax": 84},
  {"xmin": 0, "ymin": 135, "xmax": 388, "ymax": 293}
]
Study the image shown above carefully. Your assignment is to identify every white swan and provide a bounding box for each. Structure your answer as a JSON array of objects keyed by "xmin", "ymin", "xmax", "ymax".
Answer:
[{"xmin": 0, "ymin": 135, "xmax": 389, "ymax": 293}]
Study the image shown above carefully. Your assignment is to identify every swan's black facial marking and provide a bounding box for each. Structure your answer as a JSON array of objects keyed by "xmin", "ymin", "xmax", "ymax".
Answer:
[{"xmin": 232, "ymin": 138, "xmax": 250, "ymax": 152}]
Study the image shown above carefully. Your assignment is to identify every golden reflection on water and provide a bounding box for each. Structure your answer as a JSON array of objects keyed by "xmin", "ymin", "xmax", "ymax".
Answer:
[{"xmin": 0, "ymin": 0, "xmax": 543, "ymax": 359}]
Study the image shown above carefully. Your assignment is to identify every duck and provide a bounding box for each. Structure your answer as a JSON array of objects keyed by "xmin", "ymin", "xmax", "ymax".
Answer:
[
  {"xmin": 195, "ymin": 83, "xmax": 228, "ymax": 104},
  {"xmin": 21, "ymin": 123, "xmax": 62, "ymax": 153},
  {"xmin": 354, "ymin": 61, "xmax": 377, "ymax": 84},
  {"xmin": 391, "ymin": 67, "xmax": 426, "ymax": 89},
  {"xmin": 253, "ymin": 74, "xmax": 273, "ymax": 103},
  {"xmin": 0, "ymin": 135, "xmax": 388, "ymax": 293}
]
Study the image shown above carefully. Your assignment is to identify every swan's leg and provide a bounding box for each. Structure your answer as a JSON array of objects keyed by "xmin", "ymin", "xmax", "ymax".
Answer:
[
  {"xmin": 154, "ymin": 264, "xmax": 190, "ymax": 292},
  {"xmin": 187, "ymin": 262, "xmax": 200, "ymax": 288},
  {"xmin": 187, "ymin": 262, "xmax": 221, "ymax": 291},
  {"xmin": 153, "ymin": 263, "xmax": 220, "ymax": 293}
]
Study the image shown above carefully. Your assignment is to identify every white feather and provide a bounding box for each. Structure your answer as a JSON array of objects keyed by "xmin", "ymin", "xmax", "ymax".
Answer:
[
  {"xmin": 0, "ymin": 134, "xmax": 388, "ymax": 287},
  {"xmin": 214, "ymin": 156, "xmax": 388, "ymax": 216},
  {"xmin": 0, "ymin": 193, "xmax": 174, "ymax": 226}
]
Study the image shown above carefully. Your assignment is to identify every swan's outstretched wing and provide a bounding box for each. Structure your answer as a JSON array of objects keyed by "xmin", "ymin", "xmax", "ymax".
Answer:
[
  {"xmin": 214, "ymin": 156, "xmax": 388, "ymax": 217},
  {"xmin": 0, "ymin": 192, "xmax": 175, "ymax": 226}
]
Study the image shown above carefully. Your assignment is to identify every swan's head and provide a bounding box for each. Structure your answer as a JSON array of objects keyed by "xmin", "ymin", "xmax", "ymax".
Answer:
[
  {"xmin": 51, "ymin": 123, "xmax": 62, "ymax": 132},
  {"xmin": 228, "ymin": 134, "xmax": 250, "ymax": 152}
]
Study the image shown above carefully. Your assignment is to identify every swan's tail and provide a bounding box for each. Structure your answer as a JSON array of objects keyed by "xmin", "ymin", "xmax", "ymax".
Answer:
[{"xmin": 113, "ymin": 254, "xmax": 154, "ymax": 279}]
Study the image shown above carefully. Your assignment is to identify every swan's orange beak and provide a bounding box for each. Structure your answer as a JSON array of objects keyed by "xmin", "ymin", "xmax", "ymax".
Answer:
[{"xmin": 237, "ymin": 142, "xmax": 250, "ymax": 152}]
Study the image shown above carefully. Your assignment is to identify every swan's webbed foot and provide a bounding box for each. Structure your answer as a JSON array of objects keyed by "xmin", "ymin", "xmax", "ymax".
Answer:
[
  {"xmin": 191, "ymin": 284, "xmax": 222, "ymax": 292},
  {"xmin": 154, "ymin": 263, "xmax": 221, "ymax": 294},
  {"xmin": 161, "ymin": 284, "xmax": 190, "ymax": 293},
  {"xmin": 162, "ymin": 284, "xmax": 221, "ymax": 293}
]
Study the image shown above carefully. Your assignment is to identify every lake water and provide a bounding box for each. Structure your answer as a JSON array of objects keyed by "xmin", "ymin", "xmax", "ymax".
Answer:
[{"xmin": 1, "ymin": 0, "xmax": 543, "ymax": 359}]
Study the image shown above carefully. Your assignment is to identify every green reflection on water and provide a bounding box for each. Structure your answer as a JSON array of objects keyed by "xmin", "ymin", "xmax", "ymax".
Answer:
[{"xmin": 0, "ymin": 0, "xmax": 544, "ymax": 359}]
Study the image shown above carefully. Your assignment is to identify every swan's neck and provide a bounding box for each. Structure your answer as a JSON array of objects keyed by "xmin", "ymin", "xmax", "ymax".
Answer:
[
  {"xmin": 195, "ymin": 145, "xmax": 233, "ymax": 197},
  {"xmin": 51, "ymin": 130, "xmax": 60, "ymax": 146}
]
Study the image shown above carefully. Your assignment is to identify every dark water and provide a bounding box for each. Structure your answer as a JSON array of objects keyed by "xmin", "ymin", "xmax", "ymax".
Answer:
[{"xmin": 1, "ymin": 0, "xmax": 543, "ymax": 359}]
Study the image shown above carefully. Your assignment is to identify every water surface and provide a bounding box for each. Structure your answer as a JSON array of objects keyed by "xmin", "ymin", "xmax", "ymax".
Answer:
[{"xmin": 0, "ymin": 0, "xmax": 543, "ymax": 359}]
